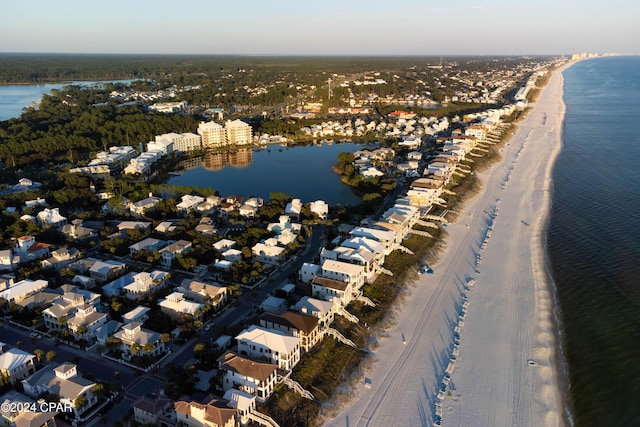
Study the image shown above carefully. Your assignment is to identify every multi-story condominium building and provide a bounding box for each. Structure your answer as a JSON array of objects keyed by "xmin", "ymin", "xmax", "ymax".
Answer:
[
  {"xmin": 198, "ymin": 121, "xmax": 227, "ymax": 147},
  {"xmin": 224, "ymin": 120, "xmax": 252, "ymax": 145},
  {"xmin": 155, "ymin": 132, "xmax": 202, "ymax": 153}
]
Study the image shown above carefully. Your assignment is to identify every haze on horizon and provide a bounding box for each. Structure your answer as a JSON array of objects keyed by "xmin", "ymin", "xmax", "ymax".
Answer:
[{"xmin": 1, "ymin": 0, "xmax": 638, "ymax": 56}]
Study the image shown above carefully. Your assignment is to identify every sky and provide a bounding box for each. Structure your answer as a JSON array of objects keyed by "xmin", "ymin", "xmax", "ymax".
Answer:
[{"xmin": 1, "ymin": 0, "xmax": 638, "ymax": 56}]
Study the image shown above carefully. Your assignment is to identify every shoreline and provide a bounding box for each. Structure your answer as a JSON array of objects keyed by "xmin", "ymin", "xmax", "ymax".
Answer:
[{"xmin": 321, "ymin": 63, "xmax": 573, "ymax": 426}]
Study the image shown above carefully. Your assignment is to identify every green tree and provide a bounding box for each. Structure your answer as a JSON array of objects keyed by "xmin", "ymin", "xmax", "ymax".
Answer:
[
  {"xmin": 45, "ymin": 351, "xmax": 57, "ymax": 362},
  {"xmin": 143, "ymin": 342, "xmax": 155, "ymax": 354},
  {"xmin": 74, "ymin": 394, "xmax": 88, "ymax": 409},
  {"xmin": 130, "ymin": 343, "xmax": 141, "ymax": 355}
]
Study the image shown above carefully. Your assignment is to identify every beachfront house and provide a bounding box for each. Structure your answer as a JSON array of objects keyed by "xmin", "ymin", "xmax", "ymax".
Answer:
[
  {"xmin": 218, "ymin": 352, "xmax": 278, "ymax": 403},
  {"xmin": 235, "ymin": 325, "xmax": 301, "ymax": 371}
]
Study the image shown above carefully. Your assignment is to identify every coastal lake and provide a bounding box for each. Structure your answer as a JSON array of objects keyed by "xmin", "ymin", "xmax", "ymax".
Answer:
[
  {"xmin": 167, "ymin": 142, "xmax": 368, "ymax": 206},
  {"xmin": 0, "ymin": 80, "xmax": 135, "ymax": 121}
]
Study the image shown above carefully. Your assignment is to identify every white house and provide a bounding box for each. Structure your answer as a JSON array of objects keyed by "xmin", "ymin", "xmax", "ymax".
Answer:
[
  {"xmin": 22, "ymin": 363, "xmax": 97, "ymax": 420},
  {"xmin": 236, "ymin": 325, "xmax": 301, "ymax": 371},
  {"xmin": 0, "ymin": 344, "xmax": 36, "ymax": 384},
  {"xmin": 36, "ymin": 208, "xmax": 68, "ymax": 229},
  {"xmin": 218, "ymin": 352, "xmax": 278, "ymax": 403},
  {"xmin": 176, "ymin": 195, "xmax": 205, "ymax": 213},
  {"xmin": 251, "ymin": 242, "xmax": 285, "ymax": 265},
  {"xmin": 0, "ymin": 279, "xmax": 48, "ymax": 304},
  {"xmin": 158, "ymin": 292, "xmax": 204, "ymax": 318},
  {"xmin": 298, "ymin": 262, "xmax": 320, "ymax": 283},
  {"xmin": 123, "ymin": 271, "xmax": 170, "ymax": 299},
  {"xmin": 319, "ymin": 259, "xmax": 365, "ymax": 291}
]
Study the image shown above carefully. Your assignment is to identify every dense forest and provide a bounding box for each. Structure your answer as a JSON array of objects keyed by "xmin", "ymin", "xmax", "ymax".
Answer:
[{"xmin": 0, "ymin": 87, "xmax": 198, "ymax": 167}]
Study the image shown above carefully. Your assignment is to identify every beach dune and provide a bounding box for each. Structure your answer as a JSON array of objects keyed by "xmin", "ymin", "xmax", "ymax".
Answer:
[{"xmin": 322, "ymin": 63, "xmax": 570, "ymax": 427}]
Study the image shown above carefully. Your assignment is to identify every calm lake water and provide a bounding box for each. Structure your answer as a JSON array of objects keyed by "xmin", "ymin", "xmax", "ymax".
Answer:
[
  {"xmin": 0, "ymin": 80, "xmax": 134, "ymax": 121},
  {"xmin": 168, "ymin": 143, "xmax": 367, "ymax": 206}
]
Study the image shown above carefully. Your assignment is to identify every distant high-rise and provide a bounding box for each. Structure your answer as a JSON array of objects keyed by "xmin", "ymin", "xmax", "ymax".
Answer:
[
  {"xmin": 198, "ymin": 121, "xmax": 226, "ymax": 147},
  {"xmin": 225, "ymin": 119, "xmax": 253, "ymax": 145}
]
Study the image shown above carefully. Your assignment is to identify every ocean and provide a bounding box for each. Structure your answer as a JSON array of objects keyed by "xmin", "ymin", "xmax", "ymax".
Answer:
[{"xmin": 548, "ymin": 56, "xmax": 640, "ymax": 426}]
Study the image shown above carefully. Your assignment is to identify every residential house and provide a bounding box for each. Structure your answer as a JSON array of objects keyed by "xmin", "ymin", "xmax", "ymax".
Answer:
[
  {"xmin": 176, "ymin": 195, "xmax": 205, "ymax": 214},
  {"xmin": 89, "ymin": 259, "xmax": 126, "ymax": 283},
  {"xmin": 236, "ymin": 325, "xmax": 301, "ymax": 371},
  {"xmin": 61, "ymin": 219, "xmax": 98, "ymax": 240},
  {"xmin": 128, "ymin": 195, "xmax": 162, "ymax": 217},
  {"xmin": 223, "ymin": 388, "xmax": 256, "ymax": 427},
  {"xmin": 41, "ymin": 247, "xmax": 81, "ymax": 270},
  {"xmin": 158, "ymin": 292, "xmax": 204, "ymax": 319},
  {"xmin": 113, "ymin": 322, "xmax": 165, "ymax": 358},
  {"xmin": 42, "ymin": 286, "xmax": 100, "ymax": 332},
  {"xmin": 251, "ymin": 242, "xmax": 285, "ymax": 266},
  {"xmin": 259, "ymin": 310, "xmax": 321, "ymax": 352},
  {"xmin": 66, "ymin": 303, "xmax": 109, "ymax": 342},
  {"xmin": 123, "ymin": 271, "xmax": 170, "ymax": 299},
  {"xmin": 159, "ymin": 240, "xmax": 192, "ymax": 267},
  {"xmin": 311, "ymin": 276, "xmax": 355, "ymax": 306},
  {"xmin": 213, "ymin": 239, "xmax": 236, "ymax": 252},
  {"xmin": 298, "ymin": 262, "xmax": 319, "ymax": 283},
  {"xmin": 122, "ymin": 306, "xmax": 150, "ymax": 324},
  {"xmin": 14, "ymin": 236, "xmax": 50, "ymax": 262},
  {"xmin": 22, "ymin": 363, "xmax": 97, "ymax": 420},
  {"xmin": 293, "ymin": 296, "xmax": 337, "ymax": 330},
  {"xmin": 132, "ymin": 393, "xmax": 174, "ymax": 427},
  {"xmin": 0, "ymin": 279, "xmax": 48, "ymax": 304},
  {"xmin": 221, "ymin": 248, "xmax": 242, "ymax": 263},
  {"xmin": 309, "ymin": 200, "xmax": 329, "ymax": 220},
  {"xmin": 0, "ymin": 249, "xmax": 18, "ymax": 272},
  {"xmin": 238, "ymin": 203, "xmax": 258, "ymax": 218},
  {"xmin": 284, "ymin": 198, "xmax": 302, "ymax": 219},
  {"xmin": 319, "ymin": 259, "xmax": 365, "ymax": 291},
  {"xmin": 36, "ymin": 208, "xmax": 68, "ymax": 229},
  {"xmin": 174, "ymin": 397, "xmax": 237, "ymax": 427},
  {"xmin": 349, "ymin": 226, "xmax": 398, "ymax": 256},
  {"xmin": 0, "ymin": 390, "xmax": 58, "ymax": 427},
  {"xmin": 129, "ymin": 238, "xmax": 166, "ymax": 256},
  {"xmin": 178, "ymin": 279, "xmax": 228, "ymax": 310},
  {"xmin": 218, "ymin": 352, "xmax": 278, "ymax": 403},
  {"xmin": 0, "ymin": 343, "xmax": 36, "ymax": 384}
]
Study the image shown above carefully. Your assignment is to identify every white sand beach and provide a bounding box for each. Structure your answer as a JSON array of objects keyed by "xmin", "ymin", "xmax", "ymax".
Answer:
[{"xmin": 322, "ymin": 63, "xmax": 571, "ymax": 427}]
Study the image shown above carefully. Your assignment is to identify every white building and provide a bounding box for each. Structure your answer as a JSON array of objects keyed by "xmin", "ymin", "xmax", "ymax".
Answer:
[
  {"xmin": 218, "ymin": 352, "xmax": 278, "ymax": 403},
  {"xmin": 198, "ymin": 121, "xmax": 227, "ymax": 147},
  {"xmin": 236, "ymin": 325, "xmax": 301, "ymax": 371},
  {"xmin": 155, "ymin": 132, "xmax": 202, "ymax": 152},
  {"xmin": 158, "ymin": 292, "xmax": 203, "ymax": 318},
  {"xmin": 225, "ymin": 119, "xmax": 253, "ymax": 145}
]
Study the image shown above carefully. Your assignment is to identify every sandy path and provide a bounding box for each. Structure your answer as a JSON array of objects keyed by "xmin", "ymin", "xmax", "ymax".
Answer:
[{"xmin": 322, "ymin": 64, "xmax": 570, "ymax": 427}]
